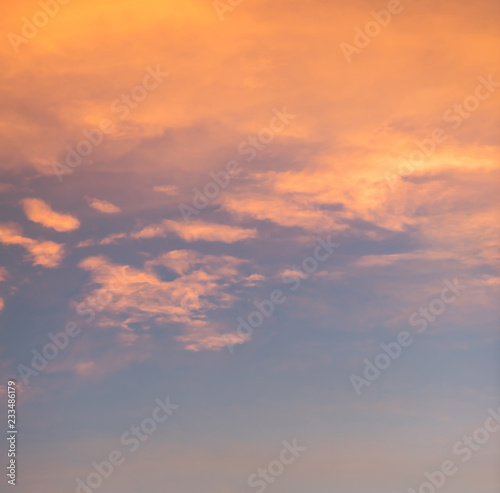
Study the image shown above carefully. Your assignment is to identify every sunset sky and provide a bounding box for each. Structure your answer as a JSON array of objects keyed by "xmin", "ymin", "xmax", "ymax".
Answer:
[{"xmin": 1, "ymin": 0, "xmax": 499, "ymax": 492}]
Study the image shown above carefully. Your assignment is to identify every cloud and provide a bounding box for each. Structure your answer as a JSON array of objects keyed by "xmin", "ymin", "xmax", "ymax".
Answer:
[
  {"xmin": 1, "ymin": 0, "xmax": 498, "ymax": 184},
  {"xmin": 86, "ymin": 197, "xmax": 121, "ymax": 214},
  {"xmin": 21, "ymin": 198, "xmax": 80, "ymax": 232},
  {"xmin": 153, "ymin": 185, "xmax": 179, "ymax": 195},
  {"xmin": 76, "ymin": 250, "xmax": 248, "ymax": 351},
  {"xmin": 0, "ymin": 222, "xmax": 65, "ymax": 267},
  {"xmin": 26, "ymin": 241, "xmax": 66, "ymax": 268},
  {"xmin": 76, "ymin": 233, "xmax": 127, "ymax": 248},
  {"xmin": 77, "ymin": 219, "xmax": 257, "ymax": 244},
  {"xmin": 130, "ymin": 222, "xmax": 169, "ymax": 240},
  {"xmin": 222, "ymin": 191, "xmax": 346, "ymax": 233},
  {"xmin": 76, "ymin": 239, "xmax": 97, "ymax": 248},
  {"xmin": 243, "ymin": 273, "xmax": 266, "ymax": 286},
  {"xmin": 161, "ymin": 219, "xmax": 257, "ymax": 242},
  {"xmin": 132, "ymin": 219, "xmax": 258, "ymax": 243}
]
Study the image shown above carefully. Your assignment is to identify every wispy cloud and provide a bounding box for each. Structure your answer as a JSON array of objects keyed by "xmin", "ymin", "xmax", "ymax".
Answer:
[
  {"xmin": 77, "ymin": 219, "xmax": 257, "ymax": 246},
  {"xmin": 153, "ymin": 185, "xmax": 179, "ymax": 195},
  {"xmin": 134, "ymin": 219, "xmax": 257, "ymax": 242},
  {"xmin": 86, "ymin": 197, "xmax": 121, "ymax": 214},
  {"xmin": 76, "ymin": 250, "xmax": 249, "ymax": 351}
]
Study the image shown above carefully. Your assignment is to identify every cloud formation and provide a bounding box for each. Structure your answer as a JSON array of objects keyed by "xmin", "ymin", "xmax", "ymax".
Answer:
[
  {"xmin": 153, "ymin": 185, "xmax": 179, "ymax": 195},
  {"xmin": 21, "ymin": 198, "xmax": 80, "ymax": 232},
  {"xmin": 76, "ymin": 219, "xmax": 257, "ymax": 247},
  {"xmin": 133, "ymin": 219, "xmax": 257, "ymax": 242},
  {"xmin": 76, "ymin": 250, "xmax": 249, "ymax": 351},
  {"xmin": 0, "ymin": 223, "xmax": 65, "ymax": 267},
  {"xmin": 86, "ymin": 197, "xmax": 121, "ymax": 214}
]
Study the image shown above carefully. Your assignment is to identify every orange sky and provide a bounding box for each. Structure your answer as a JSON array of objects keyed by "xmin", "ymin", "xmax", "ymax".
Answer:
[{"xmin": 1, "ymin": 1, "xmax": 499, "ymax": 492}]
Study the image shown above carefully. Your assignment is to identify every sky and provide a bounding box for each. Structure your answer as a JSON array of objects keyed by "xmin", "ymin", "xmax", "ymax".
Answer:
[{"xmin": 0, "ymin": 0, "xmax": 499, "ymax": 492}]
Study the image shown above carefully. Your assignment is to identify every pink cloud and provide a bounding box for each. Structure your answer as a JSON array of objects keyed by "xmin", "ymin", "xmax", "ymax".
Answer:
[
  {"xmin": 131, "ymin": 219, "xmax": 257, "ymax": 242},
  {"xmin": 0, "ymin": 222, "xmax": 65, "ymax": 267},
  {"xmin": 21, "ymin": 198, "xmax": 80, "ymax": 232},
  {"xmin": 153, "ymin": 185, "xmax": 179, "ymax": 195},
  {"xmin": 75, "ymin": 250, "xmax": 248, "ymax": 352},
  {"xmin": 86, "ymin": 197, "xmax": 121, "ymax": 214}
]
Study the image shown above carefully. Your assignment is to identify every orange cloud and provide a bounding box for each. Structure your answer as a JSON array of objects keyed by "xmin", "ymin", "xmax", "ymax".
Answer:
[
  {"xmin": 161, "ymin": 219, "xmax": 257, "ymax": 242},
  {"xmin": 76, "ymin": 219, "xmax": 257, "ymax": 246},
  {"xmin": 0, "ymin": 222, "xmax": 65, "ymax": 267},
  {"xmin": 76, "ymin": 233, "xmax": 127, "ymax": 248},
  {"xmin": 86, "ymin": 197, "xmax": 121, "ymax": 214},
  {"xmin": 153, "ymin": 185, "xmax": 179, "ymax": 195},
  {"xmin": 21, "ymin": 198, "xmax": 80, "ymax": 232},
  {"xmin": 77, "ymin": 219, "xmax": 257, "ymax": 243},
  {"xmin": 75, "ymin": 250, "xmax": 248, "ymax": 351}
]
